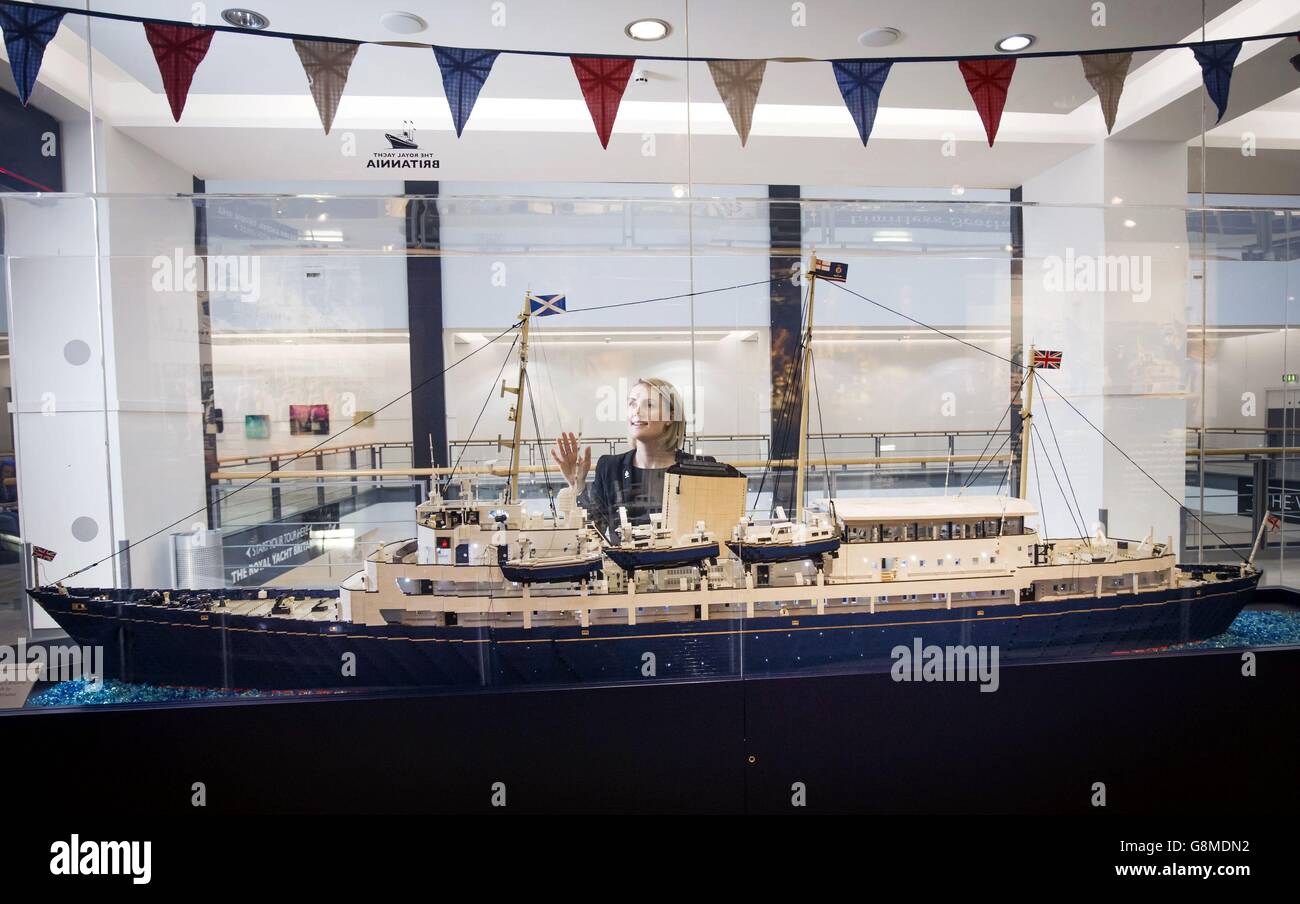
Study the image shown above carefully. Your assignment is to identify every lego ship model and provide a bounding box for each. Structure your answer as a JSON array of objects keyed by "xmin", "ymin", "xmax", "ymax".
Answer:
[{"xmin": 29, "ymin": 260, "xmax": 1261, "ymax": 692}]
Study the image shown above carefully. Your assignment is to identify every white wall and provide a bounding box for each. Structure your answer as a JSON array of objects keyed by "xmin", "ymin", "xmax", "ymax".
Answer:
[
  {"xmin": 438, "ymin": 182, "xmax": 772, "ymax": 331},
  {"xmin": 1195, "ymin": 330, "xmax": 1300, "ymax": 430},
  {"xmin": 212, "ymin": 338, "xmax": 412, "ymax": 460}
]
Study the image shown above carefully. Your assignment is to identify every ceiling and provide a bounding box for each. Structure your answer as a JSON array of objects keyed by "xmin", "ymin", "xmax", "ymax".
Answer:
[{"xmin": 5, "ymin": 0, "xmax": 1299, "ymax": 188}]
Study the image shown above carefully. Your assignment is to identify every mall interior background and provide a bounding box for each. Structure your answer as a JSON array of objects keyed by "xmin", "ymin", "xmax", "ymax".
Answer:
[{"xmin": 0, "ymin": 0, "xmax": 1297, "ymax": 640}]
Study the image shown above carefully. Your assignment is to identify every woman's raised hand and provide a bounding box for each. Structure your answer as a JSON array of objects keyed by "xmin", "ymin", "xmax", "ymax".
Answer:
[{"xmin": 550, "ymin": 431, "xmax": 591, "ymax": 488}]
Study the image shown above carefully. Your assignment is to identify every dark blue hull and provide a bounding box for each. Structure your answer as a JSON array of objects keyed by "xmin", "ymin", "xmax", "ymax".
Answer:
[
  {"xmin": 28, "ymin": 570, "xmax": 1259, "ymax": 693},
  {"xmin": 604, "ymin": 542, "xmax": 719, "ymax": 572},
  {"xmin": 726, "ymin": 536, "xmax": 841, "ymax": 564}
]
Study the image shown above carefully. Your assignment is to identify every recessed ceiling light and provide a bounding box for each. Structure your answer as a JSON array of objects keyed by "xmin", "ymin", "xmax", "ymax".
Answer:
[
  {"xmin": 379, "ymin": 11, "xmax": 427, "ymax": 35},
  {"xmin": 625, "ymin": 18, "xmax": 671, "ymax": 41},
  {"xmin": 221, "ymin": 8, "xmax": 270, "ymax": 30},
  {"xmin": 858, "ymin": 26, "xmax": 902, "ymax": 48},
  {"xmin": 1123, "ymin": 218, "xmax": 1137, "ymax": 228},
  {"xmin": 995, "ymin": 33, "xmax": 1035, "ymax": 52}
]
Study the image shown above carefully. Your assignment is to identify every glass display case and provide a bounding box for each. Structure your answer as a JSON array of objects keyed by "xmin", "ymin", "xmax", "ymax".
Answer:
[
  {"xmin": 0, "ymin": 0, "xmax": 1295, "ymax": 827},
  {"xmin": 3, "ymin": 184, "xmax": 1295, "ymax": 707}
]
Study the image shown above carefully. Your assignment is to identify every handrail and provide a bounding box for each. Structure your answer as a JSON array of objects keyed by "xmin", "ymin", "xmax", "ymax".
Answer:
[
  {"xmin": 207, "ymin": 443, "xmax": 1300, "ymax": 482},
  {"xmin": 209, "ymin": 452, "xmax": 1014, "ymax": 481},
  {"xmin": 216, "ymin": 441, "xmax": 412, "ymax": 466}
]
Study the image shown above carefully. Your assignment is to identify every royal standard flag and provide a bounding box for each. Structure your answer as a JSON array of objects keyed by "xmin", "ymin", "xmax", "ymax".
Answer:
[{"xmin": 529, "ymin": 293, "xmax": 566, "ymax": 316}]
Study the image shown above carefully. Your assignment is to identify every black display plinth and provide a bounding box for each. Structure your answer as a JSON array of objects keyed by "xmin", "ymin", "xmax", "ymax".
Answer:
[{"xmin": 5, "ymin": 645, "xmax": 1296, "ymax": 815}]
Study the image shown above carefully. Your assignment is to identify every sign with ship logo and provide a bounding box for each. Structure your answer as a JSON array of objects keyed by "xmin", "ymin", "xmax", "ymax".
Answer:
[{"xmin": 367, "ymin": 120, "xmax": 441, "ymax": 170}]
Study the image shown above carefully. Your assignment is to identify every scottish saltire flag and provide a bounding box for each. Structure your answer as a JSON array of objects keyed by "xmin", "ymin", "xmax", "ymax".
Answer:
[
  {"xmin": 1031, "ymin": 349, "xmax": 1063, "ymax": 369},
  {"xmin": 0, "ymin": 2, "xmax": 65, "ymax": 105},
  {"xmin": 831, "ymin": 60, "xmax": 892, "ymax": 146},
  {"xmin": 1191, "ymin": 40, "xmax": 1242, "ymax": 124},
  {"xmin": 529, "ymin": 293, "xmax": 566, "ymax": 316},
  {"xmin": 432, "ymin": 46, "xmax": 500, "ymax": 137}
]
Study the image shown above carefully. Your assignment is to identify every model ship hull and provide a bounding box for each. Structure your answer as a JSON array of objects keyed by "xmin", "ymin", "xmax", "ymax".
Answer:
[{"xmin": 28, "ymin": 568, "xmax": 1257, "ymax": 692}]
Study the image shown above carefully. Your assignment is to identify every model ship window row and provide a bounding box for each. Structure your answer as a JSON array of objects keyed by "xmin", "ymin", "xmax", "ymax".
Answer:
[
  {"xmin": 844, "ymin": 517, "xmax": 1024, "ymax": 543},
  {"xmin": 877, "ymin": 556, "xmax": 997, "ymax": 569}
]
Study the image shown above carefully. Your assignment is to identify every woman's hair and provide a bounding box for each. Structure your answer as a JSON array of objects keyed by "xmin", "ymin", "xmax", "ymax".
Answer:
[{"xmin": 634, "ymin": 377, "xmax": 686, "ymax": 453}]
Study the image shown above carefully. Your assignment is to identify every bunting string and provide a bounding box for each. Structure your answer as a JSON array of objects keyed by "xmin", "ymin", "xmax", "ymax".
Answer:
[{"xmin": 2, "ymin": 0, "xmax": 1296, "ymax": 146}]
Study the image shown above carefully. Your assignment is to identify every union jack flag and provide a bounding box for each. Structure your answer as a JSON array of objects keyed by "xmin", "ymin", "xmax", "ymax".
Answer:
[
  {"xmin": 528, "ymin": 293, "xmax": 566, "ymax": 316},
  {"xmin": 32, "ymin": 546, "xmax": 56, "ymax": 562},
  {"xmin": 1031, "ymin": 349, "xmax": 1062, "ymax": 369}
]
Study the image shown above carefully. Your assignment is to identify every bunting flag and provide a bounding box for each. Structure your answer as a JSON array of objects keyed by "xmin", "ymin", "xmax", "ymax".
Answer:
[
  {"xmin": 1080, "ymin": 52, "xmax": 1132, "ymax": 134},
  {"xmin": 570, "ymin": 56, "xmax": 636, "ymax": 148},
  {"xmin": 959, "ymin": 58, "xmax": 1016, "ymax": 146},
  {"xmin": 707, "ymin": 59, "xmax": 766, "ymax": 146},
  {"xmin": 143, "ymin": 23, "xmax": 215, "ymax": 122},
  {"xmin": 432, "ymin": 46, "xmax": 500, "ymax": 137},
  {"xmin": 1191, "ymin": 40, "xmax": 1242, "ymax": 123},
  {"xmin": 0, "ymin": 2, "xmax": 65, "ymax": 105},
  {"xmin": 831, "ymin": 60, "xmax": 893, "ymax": 146},
  {"xmin": 293, "ymin": 39, "xmax": 360, "ymax": 134}
]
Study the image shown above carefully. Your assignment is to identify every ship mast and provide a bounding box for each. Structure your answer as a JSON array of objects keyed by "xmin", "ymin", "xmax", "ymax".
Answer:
[
  {"xmin": 1017, "ymin": 345, "xmax": 1037, "ymax": 500},
  {"xmin": 499, "ymin": 291, "xmax": 533, "ymax": 504},
  {"xmin": 794, "ymin": 254, "xmax": 818, "ymax": 522}
]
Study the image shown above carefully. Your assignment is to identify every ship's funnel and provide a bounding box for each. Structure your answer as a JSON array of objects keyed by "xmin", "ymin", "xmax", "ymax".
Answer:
[{"xmin": 661, "ymin": 457, "xmax": 747, "ymax": 557}]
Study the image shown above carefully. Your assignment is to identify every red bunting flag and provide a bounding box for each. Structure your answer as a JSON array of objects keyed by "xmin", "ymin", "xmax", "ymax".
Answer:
[
  {"xmin": 570, "ymin": 56, "xmax": 635, "ymax": 148},
  {"xmin": 958, "ymin": 58, "xmax": 1016, "ymax": 146},
  {"xmin": 143, "ymin": 23, "xmax": 215, "ymax": 122}
]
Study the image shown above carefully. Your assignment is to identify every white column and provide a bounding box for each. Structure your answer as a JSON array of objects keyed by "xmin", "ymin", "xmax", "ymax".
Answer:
[
  {"xmin": 1022, "ymin": 141, "xmax": 1188, "ymax": 547},
  {"xmin": 8, "ymin": 123, "xmax": 204, "ymax": 631}
]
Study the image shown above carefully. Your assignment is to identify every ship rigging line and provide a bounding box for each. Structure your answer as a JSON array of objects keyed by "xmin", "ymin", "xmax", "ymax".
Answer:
[
  {"xmin": 819, "ymin": 278, "xmax": 1249, "ymax": 564},
  {"xmin": 442, "ymin": 332, "xmax": 521, "ymax": 495},
  {"xmin": 1032, "ymin": 428, "xmax": 1050, "ymax": 541},
  {"xmin": 750, "ymin": 281, "xmax": 813, "ymax": 516},
  {"xmin": 52, "ymin": 319, "xmax": 524, "ymax": 585},
  {"xmin": 1037, "ymin": 390, "xmax": 1093, "ymax": 548},
  {"xmin": 809, "ymin": 337, "xmax": 836, "ymax": 521},
  {"xmin": 563, "ymin": 277, "xmax": 782, "ymax": 316},
  {"xmin": 523, "ymin": 369, "xmax": 559, "ymax": 517},
  {"xmin": 960, "ymin": 368, "xmax": 1029, "ymax": 492},
  {"xmin": 964, "ymin": 433, "xmax": 1012, "ymax": 490},
  {"xmin": 51, "ymin": 276, "xmax": 778, "ymax": 584},
  {"xmin": 1032, "ymin": 421, "xmax": 1087, "ymax": 541}
]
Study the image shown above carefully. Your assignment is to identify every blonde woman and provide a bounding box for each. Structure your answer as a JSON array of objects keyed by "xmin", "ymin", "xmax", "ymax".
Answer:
[{"xmin": 551, "ymin": 377, "xmax": 712, "ymax": 543}]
